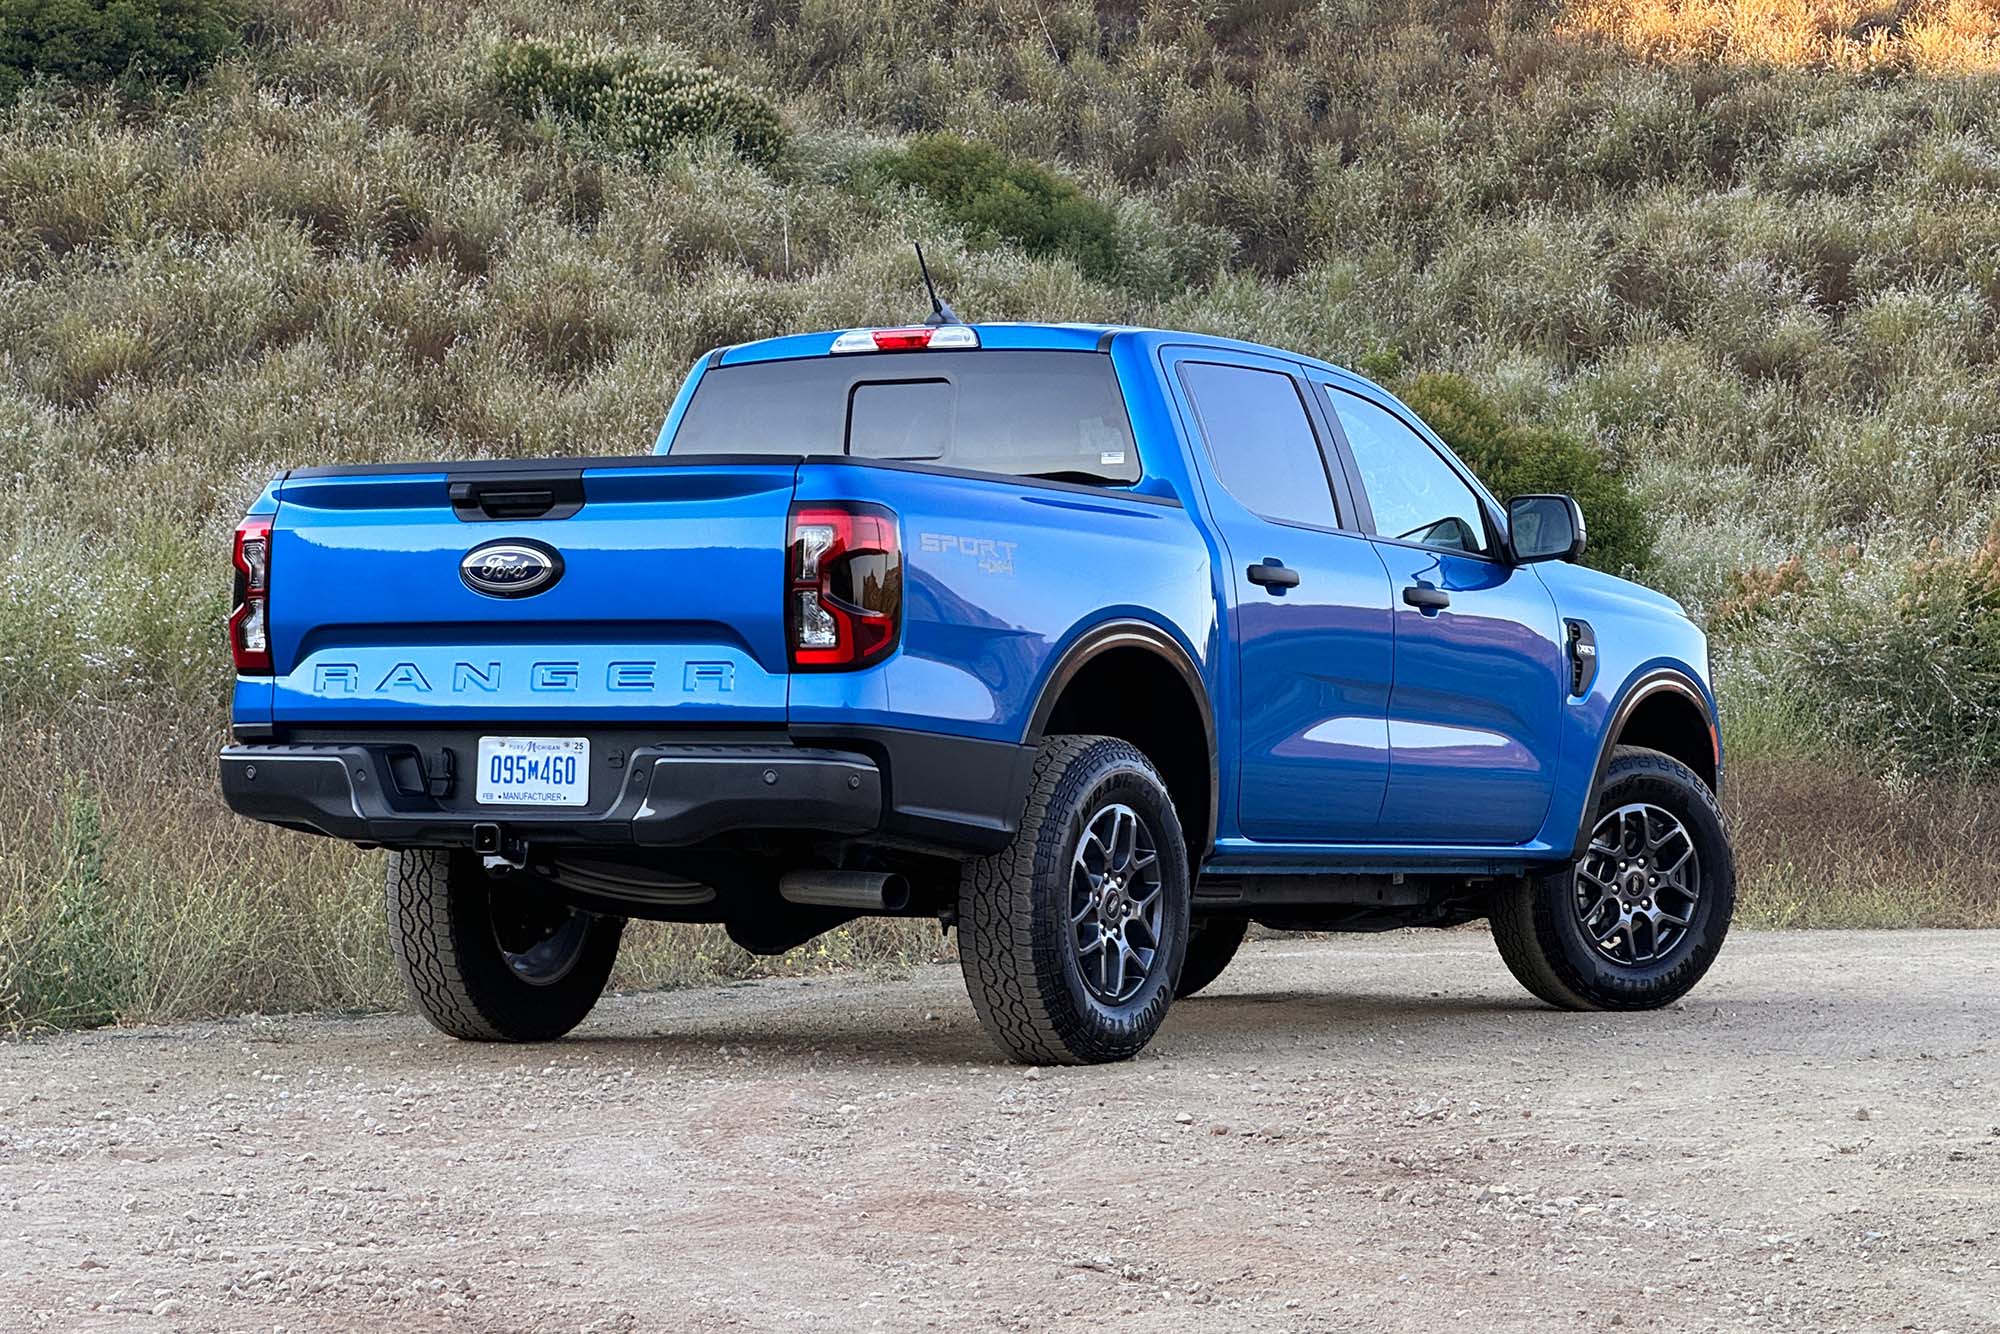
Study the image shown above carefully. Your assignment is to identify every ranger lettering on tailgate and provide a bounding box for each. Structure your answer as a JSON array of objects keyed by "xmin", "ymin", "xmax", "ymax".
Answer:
[{"xmin": 309, "ymin": 659, "xmax": 735, "ymax": 695}]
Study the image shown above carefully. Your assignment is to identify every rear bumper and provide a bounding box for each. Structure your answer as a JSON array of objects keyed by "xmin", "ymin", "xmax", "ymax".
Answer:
[{"xmin": 218, "ymin": 726, "xmax": 1033, "ymax": 855}]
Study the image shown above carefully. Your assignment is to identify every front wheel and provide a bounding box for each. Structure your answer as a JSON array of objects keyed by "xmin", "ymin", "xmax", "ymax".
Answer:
[
  {"xmin": 385, "ymin": 849, "xmax": 623, "ymax": 1041},
  {"xmin": 1492, "ymin": 746, "xmax": 1734, "ymax": 1010},
  {"xmin": 958, "ymin": 735, "xmax": 1191, "ymax": 1064}
]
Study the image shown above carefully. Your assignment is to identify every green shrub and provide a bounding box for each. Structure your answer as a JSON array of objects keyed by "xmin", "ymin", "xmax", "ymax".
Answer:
[
  {"xmin": 591, "ymin": 65, "xmax": 785, "ymax": 167},
  {"xmin": 483, "ymin": 37, "xmax": 784, "ymax": 167},
  {"xmin": 876, "ymin": 134, "xmax": 1123, "ymax": 283},
  {"xmin": 5, "ymin": 781, "xmax": 132, "ymax": 1028},
  {"xmin": 1106, "ymin": 194, "xmax": 1235, "ymax": 298},
  {"xmin": 0, "ymin": 0, "xmax": 246, "ymax": 102},
  {"xmin": 1395, "ymin": 372, "xmax": 1655, "ymax": 576},
  {"xmin": 485, "ymin": 35, "xmax": 626, "ymax": 121},
  {"xmin": 1792, "ymin": 520, "xmax": 2000, "ymax": 771}
]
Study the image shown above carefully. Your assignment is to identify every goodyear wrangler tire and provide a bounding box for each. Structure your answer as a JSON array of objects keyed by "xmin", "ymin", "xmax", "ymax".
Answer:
[
  {"xmin": 385, "ymin": 849, "xmax": 623, "ymax": 1042},
  {"xmin": 1492, "ymin": 746, "xmax": 1734, "ymax": 1011},
  {"xmin": 958, "ymin": 735, "xmax": 1191, "ymax": 1064},
  {"xmin": 1175, "ymin": 915, "xmax": 1249, "ymax": 999}
]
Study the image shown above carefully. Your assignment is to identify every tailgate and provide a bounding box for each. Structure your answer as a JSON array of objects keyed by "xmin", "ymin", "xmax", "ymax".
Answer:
[{"xmin": 265, "ymin": 458, "xmax": 796, "ymax": 725}]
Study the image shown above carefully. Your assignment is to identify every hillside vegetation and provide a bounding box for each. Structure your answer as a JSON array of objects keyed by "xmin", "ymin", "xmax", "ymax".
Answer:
[{"xmin": 3, "ymin": 0, "xmax": 1998, "ymax": 1026}]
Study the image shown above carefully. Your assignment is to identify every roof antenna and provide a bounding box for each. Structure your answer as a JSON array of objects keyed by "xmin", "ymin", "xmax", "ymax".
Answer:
[{"xmin": 914, "ymin": 243, "xmax": 962, "ymax": 327}]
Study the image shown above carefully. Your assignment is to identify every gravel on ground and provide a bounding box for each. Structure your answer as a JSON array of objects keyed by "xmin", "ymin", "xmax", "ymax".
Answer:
[{"xmin": 1, "ymin": 929, "xmax": 1995, "ymax": 1331}]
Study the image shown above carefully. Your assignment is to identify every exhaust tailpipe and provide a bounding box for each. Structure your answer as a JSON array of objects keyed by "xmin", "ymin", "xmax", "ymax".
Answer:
[{"xmin": 778, "ymin": 870, "xmax": 911, "ymax": 913}]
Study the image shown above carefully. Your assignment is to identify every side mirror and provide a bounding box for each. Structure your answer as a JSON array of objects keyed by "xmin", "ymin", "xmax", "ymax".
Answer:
[{"xmin": 1507, "ymin": 494, "xmax": 1586, "ymax": 564}]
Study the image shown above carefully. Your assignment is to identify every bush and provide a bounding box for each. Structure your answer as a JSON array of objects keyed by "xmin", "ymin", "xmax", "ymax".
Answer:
[
  {"xmin": 5, "ymin": 781, "xmax": 131, "ymax": 1028},
  {"xmin": 485, "ymin": 35, "xmax": 624, "ymax": 120},
  {"xmin": 876, "ymin": 134, "xmax": 1123, "ymax": 283},
  {"xmin": 592, "ymin": 65, "xmax": 785, "ymax": 167},
  {"xmin": 0, "ymin": 0, "xmax": 246, "ymax": 102},
  {"xmin": 1792, "ymin": 518, "xmax": 2000, "ymax": 771},
  {"xmin": 1395, "ymin": 372, "xmax": 1655, "ymax": 576},
  {"xmin": 1710, "ymin": 557, "xmax": 1810, "ymax": 630},
  {"xmin": 484, "ymin": 37, "xmax": 785, "ymax": 167}
]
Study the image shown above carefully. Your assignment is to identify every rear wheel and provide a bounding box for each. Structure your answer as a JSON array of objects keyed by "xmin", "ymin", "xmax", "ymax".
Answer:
[
  {"xmin": 958, "ymin": 736, "xmax": 1190, "ymax": 1064},
  {"xmin": 1175, "ymin": 915, "xmax": 1248, "ymax": 998},
  {"xmin": 385, "ymin": 849, "xmax": 623, "ymax": 1041},
  {"xmin": 1491, "ymin": 746, "xmax": 1734, "ymax": 1010}
]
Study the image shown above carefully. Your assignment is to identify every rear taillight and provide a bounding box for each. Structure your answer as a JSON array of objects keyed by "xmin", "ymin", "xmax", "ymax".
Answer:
[
  {"xmin": 787, "ymin": 503, "xmax": 901, "ymax": 671},
  {"xmin": 229, "ymin": 516, "xmax": 273, "ymax": 674}
]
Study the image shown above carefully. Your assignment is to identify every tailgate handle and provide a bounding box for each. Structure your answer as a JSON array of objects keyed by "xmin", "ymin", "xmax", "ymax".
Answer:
[{"xmin": 450, "ymin": 473, "xmax": 585, "ymax": 522}]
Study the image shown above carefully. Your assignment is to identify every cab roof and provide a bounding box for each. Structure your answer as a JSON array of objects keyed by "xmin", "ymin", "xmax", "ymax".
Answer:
[{"xmin": 710, "ymin": 322, "xmax": 1379, "ymax": 395}]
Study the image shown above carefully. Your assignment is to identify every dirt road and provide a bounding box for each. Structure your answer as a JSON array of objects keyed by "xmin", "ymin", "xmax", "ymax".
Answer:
[{"xmin": 1, "ymin": 930, "xmax": 1995, "ymax": 1332}]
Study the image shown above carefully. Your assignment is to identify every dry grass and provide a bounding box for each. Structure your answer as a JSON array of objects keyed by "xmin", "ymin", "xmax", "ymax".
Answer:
[
  {"xmin": 1562, "ymin": 0, "xmax": 2000, "ymax": 72},
  {"xmin": 0, "ymin": 721, "xmax": 940, "ymax": 1030},
  {"xmin": 1728, "ymin": 754, "xmax": 2000, "ymax": 926},
  {"xmin": 2, "ymin": 0, "xmax": 1997, "ymax": 1029}
]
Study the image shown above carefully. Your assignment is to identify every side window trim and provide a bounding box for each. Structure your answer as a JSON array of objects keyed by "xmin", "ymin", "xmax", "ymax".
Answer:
[
  {"xmin": 1316, "ymin": 382, "xmax": 1505, "ymax": 560},
  {"xmin": 1293, "ymin": 368, "xmax": 1366, "ymax": 533},
  {"xmin": 1166, "ymin": 351, "xmax": 1356, "ymax": 536}
]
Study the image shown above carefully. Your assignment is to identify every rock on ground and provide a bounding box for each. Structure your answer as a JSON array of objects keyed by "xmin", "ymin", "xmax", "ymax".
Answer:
[{"xmin": 1, "ymin": 930, "xmax": 1995, "ymax": 1332}]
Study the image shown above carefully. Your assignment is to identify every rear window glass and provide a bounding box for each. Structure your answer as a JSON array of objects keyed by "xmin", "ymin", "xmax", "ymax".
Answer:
[{"xmin": 669, "ymin": 350, "xmax": 1139, "ymax": 484}]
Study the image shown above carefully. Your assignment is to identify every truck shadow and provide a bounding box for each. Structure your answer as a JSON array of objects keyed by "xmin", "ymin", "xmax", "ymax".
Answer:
[{"xmin": 556, "ymin": 987, "xmax": 1544, "ymax": 1069}]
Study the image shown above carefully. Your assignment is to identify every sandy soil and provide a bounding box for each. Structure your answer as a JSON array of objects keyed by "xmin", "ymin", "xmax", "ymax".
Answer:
[{"xmin": 1, "ymin": 929, "xmax": 1995, "ymax": 1332}]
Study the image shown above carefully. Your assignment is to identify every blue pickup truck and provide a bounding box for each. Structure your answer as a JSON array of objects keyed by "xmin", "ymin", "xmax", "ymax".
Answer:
[{"xmin": 220, "ymin": 320, "xmax": 1733, "ymax": 1064}]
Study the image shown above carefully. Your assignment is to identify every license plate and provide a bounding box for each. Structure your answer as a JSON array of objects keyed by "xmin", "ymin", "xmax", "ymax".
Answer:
[{"xmin": 476, "ymin": 736, "xmax": 589, "ymax": 807}]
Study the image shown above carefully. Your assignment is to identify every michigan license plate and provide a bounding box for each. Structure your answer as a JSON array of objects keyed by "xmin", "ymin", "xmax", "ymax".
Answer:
[{"xmin": 476, "ymin": 736, "xmax": 589, "ymax": 807}]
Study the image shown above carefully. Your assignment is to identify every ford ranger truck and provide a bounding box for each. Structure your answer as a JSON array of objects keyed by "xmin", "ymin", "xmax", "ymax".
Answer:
[{"xmin": 220, "ymin": 323, "xmax": 1732, "ymax": 1064}]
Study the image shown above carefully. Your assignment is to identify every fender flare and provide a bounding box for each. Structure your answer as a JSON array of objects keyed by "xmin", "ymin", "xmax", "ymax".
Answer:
[
  {"xmin": 1024, "ymin": 618, "xmax": 1219, "ymax": 855},
  {"xmin": 1571, "ymin": 667, "xmax": 1716, "ymax": 859}
]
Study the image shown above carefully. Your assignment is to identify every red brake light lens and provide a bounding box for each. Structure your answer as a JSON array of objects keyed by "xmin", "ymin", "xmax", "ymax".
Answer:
[
  {"xmin": 787, "ymin": 503, "xmax": 901, "ymax": 671},
  {"xmin": 229, "ymin": 516, "xmax": 273, "ymax": 674},
  {"xmin": 829, "ymin": 326, "xmax": 979, "ymax": 353}
]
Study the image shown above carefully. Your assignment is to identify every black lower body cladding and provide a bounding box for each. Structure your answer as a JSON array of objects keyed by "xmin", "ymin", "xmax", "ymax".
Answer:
[{"xmin": 219, "ymin": 725, "xmax": 1037, "ymax": 857}]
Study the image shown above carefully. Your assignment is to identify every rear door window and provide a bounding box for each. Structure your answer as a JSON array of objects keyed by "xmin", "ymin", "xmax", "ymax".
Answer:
[
  {"xmin": 670, "ymin": 350, "xmax": 1139, "ymax": 484},
  {"xmin": 1178, "ymin": 361, "xmax": 1340, "ymax": 530}
]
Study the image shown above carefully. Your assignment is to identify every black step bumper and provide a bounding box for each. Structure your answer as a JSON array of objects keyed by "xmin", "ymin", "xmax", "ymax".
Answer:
[{"xmin": 219, "ymin": 727, "xmax": 1033, "ymax": 854}]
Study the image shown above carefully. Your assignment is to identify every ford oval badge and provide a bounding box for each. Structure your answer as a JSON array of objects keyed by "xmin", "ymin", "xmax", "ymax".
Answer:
[{"xmin": 460, "ymin": 540, "xmax": 562, "ymax": 598}]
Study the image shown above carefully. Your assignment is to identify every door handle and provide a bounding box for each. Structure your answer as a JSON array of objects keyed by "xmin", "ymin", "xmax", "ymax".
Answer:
[
  {"xmin": 1246, "ymin": 560, "xmax": 1300, "ymax": 590},
  {"xmin": 1402, "ymin": 584, "xmax": 1450, "ymax": 612}
]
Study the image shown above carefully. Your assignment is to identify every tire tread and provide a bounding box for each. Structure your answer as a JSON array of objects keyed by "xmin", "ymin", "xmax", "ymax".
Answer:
[
  {"xmin": 958, "ymin": 736, "xmax": 1186, "ymax": 1064},
  {"xmin": 1492, "ymin": 746, "xmax": 1733, "ymax": 1012},
  {"xmin": 386, "ymin": 849, "xmax": 506, "ymax": 1040},
  {"xmin": 384, "ymin": 849, "xmax": 620, "ymax": 1042}
]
